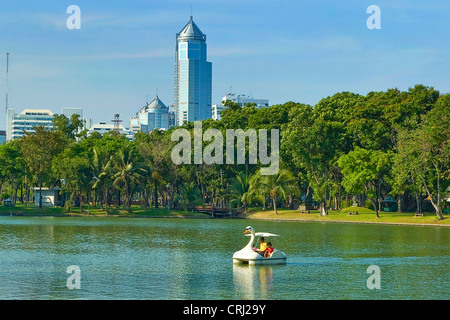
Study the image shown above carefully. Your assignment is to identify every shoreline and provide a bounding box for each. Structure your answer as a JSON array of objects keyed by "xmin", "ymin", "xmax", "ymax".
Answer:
[
  {"xmin": 1, "ymin": 211, "xmax": 449, "ymax": 227},
  {"xmin": 246, "ymin": 216, "xmax": 450, "ymax": 227}
]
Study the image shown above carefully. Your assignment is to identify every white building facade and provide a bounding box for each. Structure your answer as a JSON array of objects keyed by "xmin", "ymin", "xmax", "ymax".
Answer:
[
  {"xmin": 5, "ymin": 108, "xmax": 89, "ymax": 141},
  {"xmin": 88, "ymin": 122, "xmax": 134, "ymax": 140},
  {"xmin": 129, "ymin": 96, "xmax": 174, "ymax": 133},
  {"xmin": 212, "ymin": 93, "xmax": 269, "ymax": 120},
  {"xmin": 6, "ymin": 108, "xmax": 54, "ymax": 140}
]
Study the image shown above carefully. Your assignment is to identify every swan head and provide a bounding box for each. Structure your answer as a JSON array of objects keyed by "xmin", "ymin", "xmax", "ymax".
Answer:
[{"xmin": 244, "ymin": 226, "xmax": 254, "ymax": 235}]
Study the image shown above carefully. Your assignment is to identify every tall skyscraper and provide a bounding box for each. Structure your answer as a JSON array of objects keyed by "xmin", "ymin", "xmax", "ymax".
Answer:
[{"xmin": 174, "ymin": 16, "xmax": 212, "ymax": 127}]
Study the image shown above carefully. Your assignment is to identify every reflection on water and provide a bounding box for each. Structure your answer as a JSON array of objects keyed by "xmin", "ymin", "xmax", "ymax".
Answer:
[
  {"xmin": 0, "ymin": 217, "xmax": 448, "ymax": 300},
  {"xmin": 233, "ymin": 265, "xmax": 274, "ymax": 299}
]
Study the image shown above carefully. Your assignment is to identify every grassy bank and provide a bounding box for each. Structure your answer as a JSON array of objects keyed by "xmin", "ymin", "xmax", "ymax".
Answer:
[
  {"xmin": 246, "ymin": 206, "xmax": 450, "ymax": 226},
  {"xmin": 0, "ymin": 203, "xmax": 208, "ymax": 218},
  {"xmin": 2, "ymin": 203, "xmax": 449, "ymax": 226}
]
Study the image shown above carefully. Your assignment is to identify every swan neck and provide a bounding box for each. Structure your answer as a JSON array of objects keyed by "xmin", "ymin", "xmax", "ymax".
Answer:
[{"xmin": 245, "ymin": 230, "xmax": 255, "ymax": 250}]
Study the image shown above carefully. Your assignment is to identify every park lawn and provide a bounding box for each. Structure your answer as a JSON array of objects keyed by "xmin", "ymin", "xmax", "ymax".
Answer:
[
  {"xmin": 247, "ymin": 206, "xmax": 450, "ymax": 226},
  {"xmin": 0, "ymin": 203, "xmax": 208, "ymax": 218},
  {"xmin": 0, "ymin": 204, "xmax": 66, "ymax": 216},
  {"xmin": 2, "ymin": 203, "xmax": 448, "ymax": 225}
]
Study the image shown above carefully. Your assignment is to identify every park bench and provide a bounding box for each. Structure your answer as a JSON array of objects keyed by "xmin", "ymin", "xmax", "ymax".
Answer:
[
  {"xmin": 348, "ymin": 211, "xmax": 359, "ymax": 215},
  {"xmin": 300, "ymin": 209, "xmax": 310, "ymax": 214},
  {"xmin": 414, "ymin": 212, "xmax": 424, "ymax": 217}
]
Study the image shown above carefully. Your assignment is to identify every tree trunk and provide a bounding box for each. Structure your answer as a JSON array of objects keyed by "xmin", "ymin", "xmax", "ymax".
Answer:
[
  {"xmin": 104, "ymin": 187, "xmax": 109, "ymax": 214},
  {"xmin": 39, "ymin": 180, "xmax": 43, "ymax": 209},
  {"xmin": 272, "ymin": 197, "xmax": 278, "ymax": 215},
  {"xmin": 211, "ymin": 192, "xmax": 215, "ymax": 218},
  {"xmin": 397, "ymin": 192, "xmax": 403, "ymax": 213},
  {"xmin": 415, "ymin": 193, "xmax": 422, "ymax": 214},
  {"xmin": 320, "ymin": 201, "xmax": 328, "ymax": 216},
  {"xmin": 127, "ymin": 196, "xmax": 132, "ymax": 213},
  {"xmin": 428, "ymin": 191, "xmax": 444, "ymax": 220},
  {"xmin": 370, "ymin": 199, "xmax": 379, "ymax": 218},
  {"xmin": 305, "ymin": 184, "xmax": 311, "ymax": 203},
  {"xmin": 154, "ymin": 179, "xmax": 158, "ymax": 209}
]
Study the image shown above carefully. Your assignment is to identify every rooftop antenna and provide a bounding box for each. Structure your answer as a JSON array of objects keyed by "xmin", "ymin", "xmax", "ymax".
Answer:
[
  {"xmin": 191, "ymin": 4, "xmax": 193, "ymax": 18},
  {"xmin": 5, "ymin": 52, "xmax": 10, "ymax": 141},
  {"xmin": 6, "ymin": 52, "xmax": 9, "ymax": 114},
  {"xmin": 112, "ymin": 114, "xmax": 122, "ymax": 138}
]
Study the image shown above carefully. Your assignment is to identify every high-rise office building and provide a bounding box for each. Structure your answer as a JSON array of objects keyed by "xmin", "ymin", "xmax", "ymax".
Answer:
[
  {"xmin": 174, "ymin": 16, "xmax": 212, "ymax": 126},
  {"xmin": 0, "ymin": 130, "xmax": 6, "ymax": 145}
]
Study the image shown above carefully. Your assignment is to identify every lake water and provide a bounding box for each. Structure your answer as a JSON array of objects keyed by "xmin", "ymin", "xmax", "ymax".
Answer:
[{"xmin": 0, "ymin": 216, "xmax": 448, "ymax": 300}]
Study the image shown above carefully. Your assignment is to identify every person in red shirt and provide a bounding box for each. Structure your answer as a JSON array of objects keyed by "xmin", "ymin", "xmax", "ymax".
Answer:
[{"xmin": 264, "ymin": 242, "xmax": 274, "ymax": 258}]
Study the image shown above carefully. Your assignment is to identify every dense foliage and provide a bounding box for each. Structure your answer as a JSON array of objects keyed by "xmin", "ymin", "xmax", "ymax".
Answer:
[{"xmin": 0, "ymin": 85, "xmax": 449, "ymax": 219}]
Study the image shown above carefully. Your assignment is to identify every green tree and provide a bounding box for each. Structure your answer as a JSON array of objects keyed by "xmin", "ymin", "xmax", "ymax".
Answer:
[
  {"xmin": 92, "ymin": 146, "xmax": 114, "ymax": 213},
  {"xmin": 52, "ymin": 150, "xmax": 92, "ymax": 213},
  {"xmin": 283, "ymin": 99, "xmax": 350, "ymax": 216},
  {"xmin": 135, "ymin": 130, "xmax": 172, "ymax": 209},
  {"xmin": 338, "ymin": 147, "xmax": 391, "ymax": 218},
  {"xmin": 53, "ymin": 113, "xmax": 84, "ymax": 140},
  {"xmin": 106, "ymin": 144, "xmax": 145, "ymax": 212},
  {"xmin": 394, "ymin": 94, "xmax": 450, "ymax": 219},
  {"xmin": 18, "ymin": 126, "xmax": 67, "ymax": 208},
  {"xmin": 249, "ymin": 169, "xmax": 296, "ymax": 215},
  {"xmin": 0, "ymin": 141, "xmax": 26, "ymax": 203},
  {"xmin": 229, "ymin": 171, "xmax": 251, "ymax": 213},
  {"xmin": 174, "ymin": 181, "xmax": 203, "ymax": 211}
]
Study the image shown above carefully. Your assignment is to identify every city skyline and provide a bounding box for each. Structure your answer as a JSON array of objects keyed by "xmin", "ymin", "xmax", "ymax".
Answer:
[{"xmin": 1, "ymin": 0, "xmax": 449, "ymax": 129}]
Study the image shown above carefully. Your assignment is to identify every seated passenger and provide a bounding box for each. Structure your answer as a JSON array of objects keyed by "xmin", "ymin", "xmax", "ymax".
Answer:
[
  {"xmin": 258, "ymin": 237, "xmax": 267, "ymax": 256},
  {"xmin": 264, "ymin": 242, "xmax": 274, "ymax": 258}
]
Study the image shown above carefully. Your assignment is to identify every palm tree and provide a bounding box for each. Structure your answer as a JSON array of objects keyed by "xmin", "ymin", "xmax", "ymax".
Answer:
[
  {"xmin": 174, "ymin": 181, "xmax": 203, "ymax": 212},
  {"xmin": 229, "ymin": 172, "xmax": 253, "ymax": 214},
  {"xmin": 92, "ymin": 147, "xmax": 112, "ymax": 213},
  {"xmin": 106, "ymin": 144, "xmax": 145, "ymax": 212},
  {"xmin": 134, "ymin": 130, "xmax": 171, "ymax": 209},
  {"xmin": 249, "ymin": 169, "xmax": 297, "ymax": 215},
  {"xmin": 152, "ymin": 171, "xmax": 161, "ymax": 209}
]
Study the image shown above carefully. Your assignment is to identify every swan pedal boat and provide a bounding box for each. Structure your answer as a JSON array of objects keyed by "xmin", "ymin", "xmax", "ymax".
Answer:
[{"xmin": 233, "ymin": 226, "xmax": 287, "ymax": 265}]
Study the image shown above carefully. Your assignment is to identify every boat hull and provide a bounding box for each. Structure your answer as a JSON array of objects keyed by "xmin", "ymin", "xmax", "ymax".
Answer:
[{"xmin": 232, "ymin": 249, "xmax": 287, "ymax": 265}]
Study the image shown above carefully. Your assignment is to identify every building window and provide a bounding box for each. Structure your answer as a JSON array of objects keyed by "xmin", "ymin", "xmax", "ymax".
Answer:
[{"xmin": 179, "ymin": 43, "xmax": 187, "ymax": 60}]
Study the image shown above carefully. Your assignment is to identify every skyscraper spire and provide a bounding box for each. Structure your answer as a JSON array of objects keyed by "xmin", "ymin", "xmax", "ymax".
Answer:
[{"xmin": 176, "ymin": 15, "xmax": 206, "ymax": 41}]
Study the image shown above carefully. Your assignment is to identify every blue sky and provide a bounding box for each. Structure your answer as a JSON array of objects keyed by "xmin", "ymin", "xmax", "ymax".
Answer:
[{"xmin": 0, "ymin": 0, "xmax": 449, "ymax": 128}]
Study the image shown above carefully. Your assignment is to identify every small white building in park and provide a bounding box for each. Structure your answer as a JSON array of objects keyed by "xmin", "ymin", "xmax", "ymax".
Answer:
[{"xmin": 33, "ymin": 187, "xmax": 62, "ymax": 207}]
